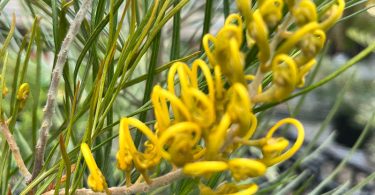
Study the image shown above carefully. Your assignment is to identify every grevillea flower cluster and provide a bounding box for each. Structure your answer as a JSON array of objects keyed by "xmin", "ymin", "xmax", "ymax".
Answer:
[{"xmin": 80, "ymin": 0, "xmax": 344, "ymax": 193}]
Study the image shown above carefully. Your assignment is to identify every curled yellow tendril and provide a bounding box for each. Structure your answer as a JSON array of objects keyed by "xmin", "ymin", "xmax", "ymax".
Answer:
[
  {"xmin": 253, "ymin": 54, "xmax": 298, "ymax": 102},
  {"xmin": 319, "ymin": 0, "xmax": 345, "ymax": 31},
  {"xmin": 260, "ymin": 118, "xmax": 305, "ymax": 166},
  {"xmin": 202, "ymin": 14, "xmax": 245, "ymax": 84},
  {"xmin": 292, "ymin": 0, "xmax": 317, "ymax": 26},
  {"xmin": 117, "ymin": 118, "xmax": 161, "ymax": 183},
  {"xmin": 81, "ymin": 143, "xmax": 109, "ymax": 193},
  {"xmin": 184, "ymin": 87, "xmax": 215, "ymax": 128},
  {"xmin": 152, "ymin": 85, "xmax": 191, "ymax": 131},
  {"xmin": 297, "ymin": 58, "xmax": 316, "ymax": 87},
  {"xmin": 226, "ymin": 83, "xmax": 255, "ymax": 138},
  {"xmin": 248, "ymin": 10, "xmax": 271, "ymax": 71},
  {"xmin": 259, "ymin": 0, "xmax": 284, "ymax": 27},
  {"xmin": 158, "ymin": 122, "xmax": 201, "ymax": 166},
  {"xmin": 276, "ymin": 22, "xmax": 320, "ymax": 55},
  {"xmin": 206, "ymin": 113, "xmax": 231, "ymax": 158},
  {"xmin": 191, "ymin": 59, "xmax": 215, "ymax": 102},
  {"xmin": 167, "ymin": 62, "xmax": 193, "ymax": 103}
]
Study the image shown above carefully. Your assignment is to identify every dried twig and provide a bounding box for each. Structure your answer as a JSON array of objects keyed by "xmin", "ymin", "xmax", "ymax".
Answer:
[
  {"xmin": 31, "ymin": 0, "xmax": 93, "ymax": 181},
  {"xmin": 43, "ymin": 169, "xmax": 185, "ymax": 195},
  {"xmin": 0, "ymin": 122, "xmax": 32, "ymax": 181}
]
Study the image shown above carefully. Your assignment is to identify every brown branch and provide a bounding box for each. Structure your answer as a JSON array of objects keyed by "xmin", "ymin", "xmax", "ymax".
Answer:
[
  {"xmin": 43, "ymin": 169, "xmax": 185, "ymax": 195},
  {"xmin": 31, "ymin": 0, "xmax": 93, "ymax": 181},
  {"xmin": 0, "ymin": 122, "xmax": 32, "ymax": 181}
]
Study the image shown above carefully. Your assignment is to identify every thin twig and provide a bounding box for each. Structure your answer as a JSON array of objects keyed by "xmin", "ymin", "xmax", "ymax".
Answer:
[
  {"xmin": 43, "ymin": 169, "xmax": 185, "ymax": 195},
  {"xmin": 0, "ymin": 121, "xmax": 32, "ymax": 181},
  {"xmin": 31, "ymin": 0, "xmax": 93, "ymax": 181}
]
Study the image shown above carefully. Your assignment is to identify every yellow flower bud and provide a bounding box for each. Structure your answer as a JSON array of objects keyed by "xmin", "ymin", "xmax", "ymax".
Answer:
[
  {"xmin": 260, "ymin": 0, "xmax": 284, "ymax": 27},
  {"xmin": 17, "ymin": 83, "xmax": 31, "ymax": 109},
  {"xmin": 81, "ymin": 143, "xmax": 109, "ymax": 193},
  {"xmin": 292, "ymin": 0, "xmax": 317, "ymax": 26},
  {"xmin": 183, "ymin": 161, "xmax": 228, "ymax": 177},
  {"xmin": 228, "ymin": 158, "xmax": 267, "ymax": 181},
  {"xmin": 17, "ymin": 83, "xmax": 30, "ymax": 101},
  {"xmin": 158, "ymin": 122, "xmax": 201, "ymax": 165}
]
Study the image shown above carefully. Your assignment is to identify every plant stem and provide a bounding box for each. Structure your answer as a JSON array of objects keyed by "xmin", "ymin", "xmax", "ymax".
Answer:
[
  {"xmin": 0, "ymin": 122, "xmax": 32, "ymax": 181},
  {"xmin": 43, "ymin": 169, "xmax": 185, "ymax": 195},
  {"xmin": 31, "ymin": 0, "xmax": 93, "ymax": 181}
]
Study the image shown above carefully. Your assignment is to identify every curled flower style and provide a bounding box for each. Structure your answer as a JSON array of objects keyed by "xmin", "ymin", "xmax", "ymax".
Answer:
[
  {"xmin": 226, "ymin": 83, "xmax": 257, "ymax": 139},
  {"xmin": 260, "ymin": 118, "xmax": 305, "ymax": 166},
  {"xmin": 116, "ymin": 118, "xmax": 161, "ymax": 184},
  {"xmin": 319, "ymin": 0, "xmax": 345, "ymax": 30},
  {"xmin": 81, "ymin": 143, "xmax": 109, "ymax": 193},
  {"xmin": 253, "ymin": 54, "xmax": 298, "ymax": 102},
  {"xmin": 259, "ymin": 0, "xmax": 284, "ymax": 27},
  {"xmin": 152, "ymin": 85, "xmax": 191, "ymax": 132},
  {"xmin": 292, "ymin": 0, "xmax": 318, "ymax": 26},
  {"xmin": 247, "ymin": 10, "xmax": 271, "ymax": 71},
  {"xmin": 203, "ymin": 14, "xmax": 246, "ymax": 84},
  {"xmin": 158, "ymin": 122, "xmax": 202, "ymax": 166},
  {"xmin": 276, "ymin": 22, "xmax": 320, "ymax": 55}
]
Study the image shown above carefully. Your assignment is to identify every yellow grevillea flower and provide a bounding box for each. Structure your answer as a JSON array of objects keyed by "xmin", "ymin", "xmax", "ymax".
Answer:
[
  {"xmin": 226, "ymin": 83, "xmax": 257, "ymax": 139},
  {"xmin": 260, "ymin": 118, "xmax": 304, "ymax": 166},
  {"xmin": 183, "ymin": 161, "xmax": 228, "ymax": 177},
  {"xmin": 167, "ymin": 60, "xmax": 216, "ymax": 128},
  {"xmin": 276, "ymin": 22, "xmax": 320, "ymax": 55},
  {"xmin": 228, "ymin": 158, "xmax": 267, "ymax": 181},
  {"xmin": 158, "ymin": 122, "xmax": 202, "ymax": 166},
  {"xmin": 319, "ymin": 0, "xmax": 345, "ymax": 30},
  {"xmin": 206, "ymin": 113, "xmax": 231, "ymax": 159},
  {"xmin": 17, "ymin": 83, "xmax": 31, "ymax": 109},
  {"xmin": 259, "ymin": 0, "xmax": 284, "ymax": 27},
  {"xmin": 116, "ymin": 118, "xmax": 161, "ymax": 183},
  {"xmin": 16, "ymin": 83, "xmax": 30, "ymax": 101},
  {"xmin": 292, "ymin": 0, "xmax": 318, "ymax": 26},
  {"xmin": 203, "ymin": 14, "xmax": 246, "ymax": 84},
  {"xmin": 81, "ymin": 143, "xmax": 109, "ymax": 193},
  {"xmin": 152, "ymin": 85, "xmax": 191, "ymax": 132},
  {"xmin": 200, "ymin": 182, "xmax": 258, "ymax": 195},
  {"xmin": 247, "ymin": 10, "xmax": 271, "ymax": 71},
  {"xmin": 253, "ymin": 54, "xmax": 298, "ymax": 103}
]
